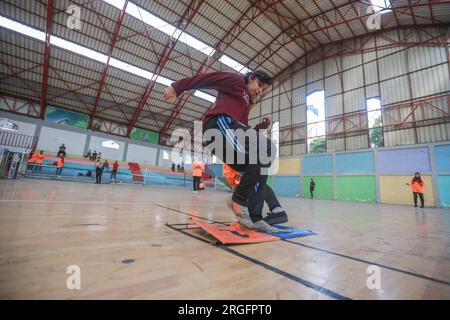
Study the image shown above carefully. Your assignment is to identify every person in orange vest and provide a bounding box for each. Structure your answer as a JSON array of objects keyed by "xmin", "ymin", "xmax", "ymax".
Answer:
[
  {"xmin": 223, "ymin": 163, "xmax": 240, "ymax": 193},
  {"xmin": 26, "ymin": 151, "xmax": 36, "ymax": 172},
  {"xmin": 56, "ymin": 155, "xmax": 64, "ymax": 176},
  {"xmin": 34, "ymin": 150, "xmax": 45, "ymax": 173},
  {"xmin": 406, "ymin": 172, "xmax": 425, "ymax": 208},
  {"xmin": 222, "ymin": 163, "xmax": 288, "ymax": 225},
  {"xmin": 192, "ymin": 159, "xmax": 204, "ymax": 194}
]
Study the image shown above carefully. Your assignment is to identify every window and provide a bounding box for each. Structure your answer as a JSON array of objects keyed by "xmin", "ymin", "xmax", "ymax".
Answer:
[
  {"xmin": 219, "ymin": 55, "xmax": 251, "ymax": 74},
  {"xmin": 367, "ymin": 97, "xmax": 384, "ymax": 148},
  {"xmin": 306, "ymin": 91, "xmax": 325, "ymax": 154},
  {"xmin": 370, "ymin": 0, "xmax": 389, "ymax": 11},
  {"xmin": 102, "ymin": 140, "xmax": 119, "ymax": 150}
]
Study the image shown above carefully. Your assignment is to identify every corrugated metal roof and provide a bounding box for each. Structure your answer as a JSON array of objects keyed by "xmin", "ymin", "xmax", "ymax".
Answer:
[
  {"xmin": 0, "ymin": 0, "xmax": 46, "ymax": 30},
  {"xmin": 134, "ymin": 0, "xmax": 186, "ymax": 26}
]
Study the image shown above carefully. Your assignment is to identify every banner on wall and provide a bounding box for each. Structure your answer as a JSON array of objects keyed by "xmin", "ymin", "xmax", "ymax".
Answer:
[
  {"xmin": 44, "ymin": 106, "xmax": 88, "ymax": 129},
  {"xmin": 130, "ymin": 127, "xmax": 159, "ymax": 144}
]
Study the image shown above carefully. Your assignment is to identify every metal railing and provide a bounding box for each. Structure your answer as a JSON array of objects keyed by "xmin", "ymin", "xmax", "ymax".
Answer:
[{"xmin": 20, "ymin": 162, "xmax": 230, "ymax": 191}]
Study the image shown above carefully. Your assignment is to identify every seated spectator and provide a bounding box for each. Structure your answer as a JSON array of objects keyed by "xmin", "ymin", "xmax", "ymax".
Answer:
[
  {"xmin": 57, "ymin": 144, "xmax": 66, "ymax": 158},
  {"xmin": 91, "ymin": 150, "xmax": 97, "ymax": 162},
  {"xmin": 84, "ymin": 149, "xmax": 91, "ymax": 159},
  {"xmin": 97, "ymin": 152, "xmax": 102, "ymax": 162},
  {"xmin": 171, "ymin": 162, "xmax": 175, "ymax": 172}
]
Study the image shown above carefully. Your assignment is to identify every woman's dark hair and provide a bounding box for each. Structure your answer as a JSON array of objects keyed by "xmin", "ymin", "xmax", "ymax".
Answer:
[
  {"xmin": 244, "ymin": 70, "xmax": 273, "ymax": 85},
  {"xmin": 413, "ymin": 172, "xmax": 422, "ymax": 184}
]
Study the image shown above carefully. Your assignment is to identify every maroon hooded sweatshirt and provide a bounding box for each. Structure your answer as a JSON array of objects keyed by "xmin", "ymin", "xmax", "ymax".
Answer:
[{"xmin": 170, "ymin": 72, "xmax": 251, "ymax": 127}]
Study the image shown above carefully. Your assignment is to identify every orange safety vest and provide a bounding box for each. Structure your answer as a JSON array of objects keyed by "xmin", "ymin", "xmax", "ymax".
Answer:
[
  {"xmin": 192, "ymin": 160, "xmax": 204, "ymax": 177},
  {"xmin": 56, "ymin": 157, "xmax": 64, "ymax": 168},
  {"xmin": 411, "ymin": 179, "xmax": 425, "ymax": 193},
  {"xmin": 27, "ymin": 154, "xmax": 36, "ymax": 164},
  {"xmin": 223, "ymin": 163, "xmax": 240, "ymax": 186},
  {"xmin": 35, "ymin": 154, "xmax": 45, "ymax": 165}
]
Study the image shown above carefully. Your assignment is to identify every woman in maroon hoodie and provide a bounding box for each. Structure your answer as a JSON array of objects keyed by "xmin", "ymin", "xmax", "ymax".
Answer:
[{"xmin": 164, "ymin": 71, "xmax": 288, "ymax": 233}]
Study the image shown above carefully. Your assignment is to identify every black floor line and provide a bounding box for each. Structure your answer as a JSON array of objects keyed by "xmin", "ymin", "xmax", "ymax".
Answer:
[
  {"xmin": 158, "ymin": 204, "xmax": 450, "ymax": 287},
  {"xmin": 166, "ymin": 223, "xmax": 351, "ymax": 300},
  {"xmin": 283, "ymin": 239, "xmax": 450, "ymax": 287},
  {"xmin": 154, "ymin": 204, "xmax": 234, "ymax": 225}
]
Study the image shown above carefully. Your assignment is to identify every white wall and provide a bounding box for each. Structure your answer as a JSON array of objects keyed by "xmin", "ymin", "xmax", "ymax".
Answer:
[
  {"xmin": 126, "ymin": 143, "xmax": 157, "ymax": 165},
  {"xmin": 37, "ymin": 126, "xmax": 86, "ymax": 155},
  {"xmin": 88, "ymin": 135, "xmax": 125, "ymax": 161},
  {"xmin": 158, "ymin": 148, "xmax": 173, "ymax": 168},
  {"xmin": 10, "ymin": 119, "xmax": 37, "ymax": 136}
]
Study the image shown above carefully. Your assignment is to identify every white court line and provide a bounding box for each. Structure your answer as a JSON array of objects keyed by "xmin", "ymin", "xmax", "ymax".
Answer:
[{"xmin": 0, "ymin": 199, "xmax": 225, "ymax": 206}]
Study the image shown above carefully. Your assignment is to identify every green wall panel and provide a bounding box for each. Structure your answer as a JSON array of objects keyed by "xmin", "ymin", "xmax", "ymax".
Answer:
[
  {"xmin": 302, "ymin": 176, "xmax": 333, "ymax": 200},
  {"xmin": 267, "ymin": 175, "xmax": 273, "ymax": 188},
  {"xmin": 336, "ymin": 176, "xmax": 376, "ymax": 203}
]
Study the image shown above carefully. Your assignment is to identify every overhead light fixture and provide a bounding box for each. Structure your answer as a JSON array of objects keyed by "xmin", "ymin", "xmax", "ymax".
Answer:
[
  {"xmin": 0, "ymin": 118, "xmax": 18, "ymax": 132},
  {"xmin": 0, "ymin": 16, "xmax": 216, "ymax": 104}
]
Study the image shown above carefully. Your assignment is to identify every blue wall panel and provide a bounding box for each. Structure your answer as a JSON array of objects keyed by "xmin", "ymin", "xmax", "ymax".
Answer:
[
  {"xmin": 435, "ymin": 145, "xmax": 450, "ymax": 173},
  {"xmin": 438, "ymin": 175, "xmax": 450, "ymax": 208},
  {"xmin": 273, "ymin": 176, "xmax": 300, "ymax": 197},
  {"xmin": 378, "ymin": 147, "xmax": 430, "ymax": 174},
  {"xmin": 302, "ymin": 155, "xmax": 332, "ymax": 174},
  {"xmin": 210, "ymin": 163, "xmax": 223, "ymax": 177},
  {"xmin": 336, "ymin": 151, "xmax": 374, "ymax": 174}
]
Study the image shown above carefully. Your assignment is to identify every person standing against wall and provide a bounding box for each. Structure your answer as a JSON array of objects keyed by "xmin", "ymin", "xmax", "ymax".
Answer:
[
  {"xmin": 95, "ymin": 162, "xmax": 103, "ymax": 184},
  {"xmin": 34, "ymin": 150, "xmax": 45, "ymax": 173},
  {"xmin": 102, "ymin": 160, "xmax": 109, "ymax": 172},
  {"xmin": 310, "ymin": 178, "xmax": 315, "ymax": 198},
  {"xmin": 26, "ymin": 151, "xmax": 35, "ymax": 172},
  {"xmin": 56, "ymin": 155, "xmax": 64, "ymax": 176},
  {"xmin": 111, "ymin": 161, "xmax": 118, "ymax": 181},
  {"xmin": 406, "ymin": 172, "xmax": 425, "ymax": 208},
  {"xmin": 192, "ymin": 159, "xmax": 204, "ymax": 194}
]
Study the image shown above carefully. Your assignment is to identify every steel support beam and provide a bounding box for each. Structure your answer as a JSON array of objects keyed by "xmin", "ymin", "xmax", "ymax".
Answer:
[
  {"xmin": 39, "ymin": 0, "xmax": 53, "ymax": 119},
  {"xmin": 89, "ymin": 0, "xmax": 129, "ymax": 129},
  {"xmin": 126, "ymin": 0, "xmax": 205, "ymax": 137}
]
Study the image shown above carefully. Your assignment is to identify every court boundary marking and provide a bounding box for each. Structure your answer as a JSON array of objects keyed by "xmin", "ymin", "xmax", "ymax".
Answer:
[
  {"xmin": 166, "ymin": 223, "xmax": 351, "ymax": 300},
  {"xmin": 158, "ymin": 204, "xmax": 450, "ymax": 288}
]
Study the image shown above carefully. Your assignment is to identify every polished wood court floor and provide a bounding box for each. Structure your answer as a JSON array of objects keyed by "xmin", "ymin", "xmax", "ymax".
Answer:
[{"xmin": 0, "ymin": 178, "xmax": 449, "ymax": 299}]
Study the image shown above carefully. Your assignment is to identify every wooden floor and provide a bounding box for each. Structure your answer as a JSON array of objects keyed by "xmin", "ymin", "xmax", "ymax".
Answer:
[{"xmin": 0, "ymin": 178, "xmax": 449, "ymax": 300}]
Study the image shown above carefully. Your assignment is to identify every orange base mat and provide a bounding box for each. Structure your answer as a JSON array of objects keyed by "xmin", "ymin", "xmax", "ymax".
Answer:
[{"xmin": 192, "ymin": 218, "xmax": 280, "ymax": 245}]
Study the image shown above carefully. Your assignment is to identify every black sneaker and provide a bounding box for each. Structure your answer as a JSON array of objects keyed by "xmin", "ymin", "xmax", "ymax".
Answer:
[{"xmin": 263, "ymin": 211, "xmax": 288, "ymax": 225}]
